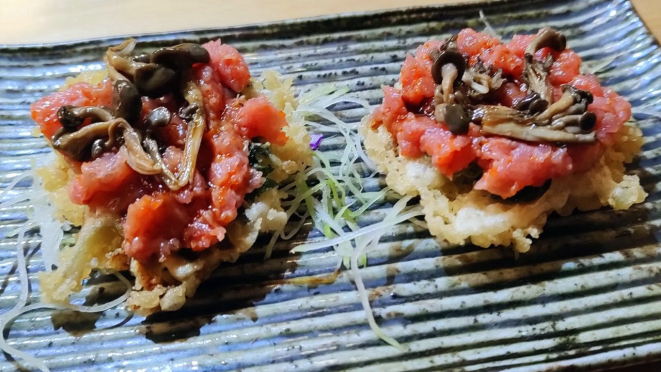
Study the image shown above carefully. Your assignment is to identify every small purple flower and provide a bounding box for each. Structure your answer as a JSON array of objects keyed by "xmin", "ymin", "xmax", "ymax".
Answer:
[{"xmin": 309, "ymin": 133, "xmax": 324, "ymax": 150}]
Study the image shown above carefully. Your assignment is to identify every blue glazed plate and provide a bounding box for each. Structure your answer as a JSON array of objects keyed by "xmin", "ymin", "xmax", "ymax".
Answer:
[{"xmin": 2, "ymin": 0, "xmax": 661, "ymax": 370}]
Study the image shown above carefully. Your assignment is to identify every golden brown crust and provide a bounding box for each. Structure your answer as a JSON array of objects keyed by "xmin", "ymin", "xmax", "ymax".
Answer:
[{"xmin": 127, "ymin": 246, "xmax": 227, "ymax": 314}]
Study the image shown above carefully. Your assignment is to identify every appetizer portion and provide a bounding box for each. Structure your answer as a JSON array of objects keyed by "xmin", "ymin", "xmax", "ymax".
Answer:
[
  {"xmin": 31, "ymin": 39, "xmax": 312, "ymax": 314},
  {"xmin": 362, "ymin": 28, "xmax": 646, "ymax": 251}
]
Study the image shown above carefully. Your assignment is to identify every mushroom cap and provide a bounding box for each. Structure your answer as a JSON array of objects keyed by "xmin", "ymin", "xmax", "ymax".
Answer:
[
  {"xmin": 57, "ymin": 105, "xmax": 85, "ymax": 130},
  {"xmin": 51, "ymin": 120, "xmax": 115, "ymax": 161},
  {"xmin": 562, "ymin": 84, "xmax": 594, "ymax": 104},
  {"xmin": 514, "ymin": 92, "xmax": 548, "ymax": 114},
  {"xmin": 145, "ymin": 107, "xmax": 172, "ymax": 128},
  {"xmin": 112, "ymin": 80, "xmax": 142, "ymax": 124},
  {"xmin": 525, "ymin": 28, "xmax": 567, "ymax": 56},
  {"xmin": 179, "ymin": 103, "xmax": 200, "ymax": 122},
  {"xmin": 528, "ymin": 98, "xmax": 549, "ymax": 115},
  {"xmin": 130, "ymin": 53, "xmax": 151, "ymax": 63},
  {"xmin": 432, "ymin": 49, "xmax": 466, "ymax": 85},
  {"xmin": 90, "ymin": 138, "xmax": 106, "ymax": 159},
  {"xmin": 444, "ymin": 104, "xmax": 470, "ymax": 135},
  {"xmin": 56, "ymin": 105, "xmax": 114, "ymax": 131},
  {"xmin": 541, "ymin": 28, "xmax": 566, "ymax": 51},
  {"xmin": 579, "ymin": 111, "xmax": 597, "ymax": 131},
  {"xmin": 151, "ymin": 43, "xmax": 210, "ymax": 70},
  {"xmin": 134, "ymin": 64, "xmax": 177, "ymax": 98}
]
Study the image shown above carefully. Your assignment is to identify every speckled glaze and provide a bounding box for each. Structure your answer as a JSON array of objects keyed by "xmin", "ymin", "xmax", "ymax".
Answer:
[{"xmin": 1, "ymin": 0, "xmax": 661, "ymax": 370}]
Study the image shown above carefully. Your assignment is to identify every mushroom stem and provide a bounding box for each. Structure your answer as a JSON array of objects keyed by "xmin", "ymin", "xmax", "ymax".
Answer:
[
  {"xmin": 165, "ymin": 77, "xmax": 207, "ymax": 190},
  {"xmin": 105, "ymin": 39, "xmax": 138, "ymax": 80},
  {"xmin": 482, "ymin": 123, "xmax": 596, "ymax": 143},
  {"xmin": 473, "ymin": 103, "xmax": 597, "ymax": 144},
  {"xmin": 52, "ymin": 115, "xmax": 163, "ymax": 174},
  {"xmin": 109, "ymin": 38, "xmax": 137, "ymax": 57},
  {"xmin": 550, "ymin": 114, "xmax": 581, "ymax": 129},
  {"xmin": 143, "ymin": 137, "xmax": 180, "ymax": 189},
  {"xmin": 441, "ymin": 64, "xmax": 458, "ymax": 104},
  {"xmin": 472, "ymin": 105, "xmax": 535, "ymax": 126},
  {"xmin": 52, "ymin": 120, "xmax": 117, "ymax": 160},
  {"xmin": 431, "ymin": 48, "xmax": 465, "ymax": 86},
  {"xmin": 113, "ymin": 120, "xmax": 162, "ymax": 175},
  {"xmin": 104, "ymin": 56, "xmax": 128, "ymax": 82},
  {"xmin": 106, "ymin": 50, "xmax": 144, "ymax": 77},
  {"xmin": 536, "ymin": 89, "xmax": 576, "ymax": 121},
  {"xmin": 104, "ymin": 48, "xmax": 141, "ymax": 83},
  {"xmin": 522, "ymin": 28, "xmax": 567, "ymax": 104},
  {"xmin": 104, "ymin": 40, "xmax": 138, "ymax": 80},
  {"xmin": 56, "ymin": 105, "xmax": 115, "ymax": 130},
  {"xmin": 566, "ymin": 102, "xmax": 587, "ymax": 115},
  {"xmin": 461, "ymin": 63, "xmax": 505, "ymax": 98},
  {"xmin": 522, "ymin": 55, "xmax": 553, "ymax": 103},
  {"xmin": 469, "ymin": 80, "xmax": 490, "ymax": 95},
  {"xmin": 464, "ymin": 72, "xmax": 490, "ymax": 94}
]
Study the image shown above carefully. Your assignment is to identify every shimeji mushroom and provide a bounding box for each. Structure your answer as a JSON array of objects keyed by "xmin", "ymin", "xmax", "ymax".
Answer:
[
  {"xmin": 52, "ymin": 113, "xmax": 162, "ymax": 174},
  {"xmin": 472, "ymin": 85, "xmax": 598, "ymax": 144},
  {"xmin": 461, "ymin": 61, "xmax": 505, "ymax": 98},
  {"xmin": 56, "ymin": 105, "xmax": 114, "ymax": 130},
  {"xmin": 443, "ymin": 104, "xmax": 471, "ymax": 135},
  {"xmin": 140, "ymin": 107, "xmax": 183, "ymax": 190},
  {"xmin": 536, "ymin": 85, "xmax": 593, "ymax": 122},
  {"xmin": 522, "ymin": 28, "xmax": 567, "ymax": 104},
  {"xmin": 174, "ymin": 79, "xmax": 207, "ymax": 189},
  {"xmin": 150, "ymin": 43, "xmax": 210, "ymax": 71},
  {"xmin": 52, "ymin": 107, "xmax": 115, "ymax": 160},
  {"xmin": 424, "ymin": 29, "xmax": 597, "ymax": 144},
  {"xmin": 431, "ymin": 48, "xmax": 474, "ymax": 135},
  {"xmin": 51, "ymin": 76, "xmax": 168, "ymax": 174},
  {"xmin": 139, "ymin": 81, "xmax": 207, "ymax": 192},
  {"xmin": 431, "ymin": 48, "xmax": 465, "ymax": 104},
  {"xmin": 106, "ymin": 119, "xmax": 162, "ymax": 175},
  {"xmin": 95, "ymin": 39, "xmax": 212, "ymax": 190},
  {"xmin": 144, "ymin": 106, "xmax": 172, "ymax": 130},
  {"xmin": 112, "ymin": 80, "xmax": 142, "ymax": 124},
  {"xmin": 550, "ymin": 112, "xmax": 597, "ymax": 131},
  {"xmin": 105, "ymin": 39, "xmax": 177, "ymax": 98},
  {"xmin": 480, "ymin": 122, "xmax": 595, "ymax": 143},
  {"xmin": 51, "ymin": 39, "xmax": 225, "ymax": 190},
  {"xmin": 514, "ymin": 92, "xmax": 549, "ymax": 115}
]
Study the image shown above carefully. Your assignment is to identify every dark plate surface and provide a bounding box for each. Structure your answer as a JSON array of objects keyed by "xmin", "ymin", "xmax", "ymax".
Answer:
[{"xmin": 2, "ymin": 0, "xmax": 661, "ymax": 370}]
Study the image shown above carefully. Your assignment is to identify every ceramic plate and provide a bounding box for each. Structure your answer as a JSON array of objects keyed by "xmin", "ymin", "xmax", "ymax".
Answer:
[{"xmin": 1, "ymin": 0, "xmax": 661, "ymax": 370}]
